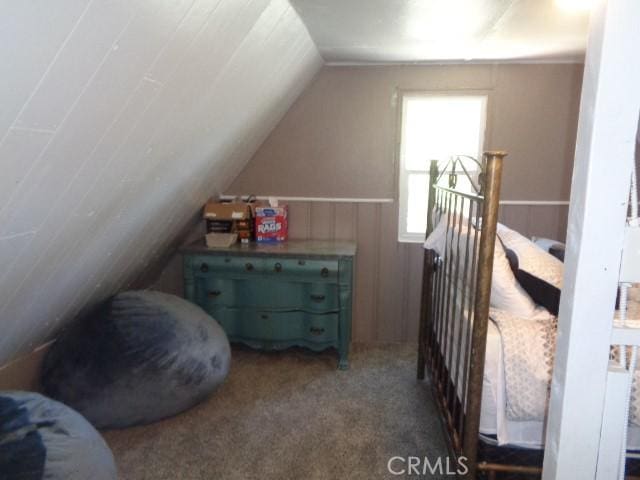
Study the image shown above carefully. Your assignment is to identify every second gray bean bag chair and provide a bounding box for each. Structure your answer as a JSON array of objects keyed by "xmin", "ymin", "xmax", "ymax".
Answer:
[{"xmin": 0, "ymin": 391, "xmax": 117, "ymax": 480}]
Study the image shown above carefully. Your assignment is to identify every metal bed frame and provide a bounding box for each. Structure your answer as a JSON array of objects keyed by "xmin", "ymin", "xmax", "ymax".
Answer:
[
  {"xmin": 416, "ymin": 151, "xmax": 523, "ymax": 479},
  {"xmin": 416, "ymin": 151, "xmax": 640, "ymax": 479}
]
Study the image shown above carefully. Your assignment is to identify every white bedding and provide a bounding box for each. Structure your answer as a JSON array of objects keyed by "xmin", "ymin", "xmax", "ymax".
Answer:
[
  {"xmin": 479, "ymin": 321, "xmax": 640, "ymax": 450},
  {"xmin": 433, "ymin": 274, "xmax": 556, "ymax": 448},
  {"xmin": 424, "ymin": 219, "xmax": 640, "ymax": 449}
]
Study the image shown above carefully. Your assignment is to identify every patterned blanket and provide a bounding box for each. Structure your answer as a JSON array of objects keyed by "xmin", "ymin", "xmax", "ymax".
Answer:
[
  {"xmin": 491, "ymin": 287, "xmax": 640, "ymax": 425},
  {"xmin": 490, "ymin": 308, "xmax": 557, "ymax": 422}
]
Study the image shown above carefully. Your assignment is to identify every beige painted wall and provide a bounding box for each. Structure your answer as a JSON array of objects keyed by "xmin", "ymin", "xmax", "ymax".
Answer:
[
  {"xmin": 228, "ymin": 63, "xmax": 583, "ymax": 201},
  {"xmin": 218, "ymin": 64, "xmax": 582, "ymax": 344},
  {"xmin": 154, "ymin": 64, "xmax": 582, "ymax": 343}
]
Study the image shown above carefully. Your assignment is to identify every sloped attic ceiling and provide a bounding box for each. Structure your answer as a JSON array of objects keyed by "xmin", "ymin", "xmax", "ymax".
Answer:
[{"xmin": 0, "ymin": 0, "xmax": 322, "ymax": 365}]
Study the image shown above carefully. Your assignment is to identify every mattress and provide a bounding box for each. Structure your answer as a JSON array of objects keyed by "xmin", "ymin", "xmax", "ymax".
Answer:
[{"xmin": 479, "ymin": 321, "xmax": 640, "ymax": 450}]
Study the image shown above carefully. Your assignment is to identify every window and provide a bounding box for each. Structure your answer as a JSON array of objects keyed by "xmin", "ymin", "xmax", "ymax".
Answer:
[{"xmin": 398, "ymin": 93, "xmax": 487, "ymax": 242}]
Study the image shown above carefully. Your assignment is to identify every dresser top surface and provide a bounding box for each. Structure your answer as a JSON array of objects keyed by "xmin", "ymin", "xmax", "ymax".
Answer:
[{"xmin": 181, "ymin": 239, "xmax": 357, "ymax": 259}]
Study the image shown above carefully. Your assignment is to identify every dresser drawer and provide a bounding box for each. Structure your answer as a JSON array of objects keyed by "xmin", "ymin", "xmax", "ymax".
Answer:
[
  {"xmin": 209, "ymin": 307, "xmax": 338, "ymax": 344},
  {"xmin": 189, "ymin": 255, "xmax": 339, "ymax": 282},
  {"xmin": 262, "ymin": 258, "xmax": 339, "ymax": 283},
  {"xmin": 196, "ymin": 277, "xmax": 339, "ymax": 312},
  {"xmin": 190, "ymin": 255, "xmax": 266, "ymax": 276}
]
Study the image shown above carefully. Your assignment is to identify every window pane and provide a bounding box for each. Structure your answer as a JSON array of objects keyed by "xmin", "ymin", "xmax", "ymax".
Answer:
[
  {"xmin": 407, "ymin": 173, "xmax": 429, "ymax": 234},
  {"xmin": 402, "ymin": 96, "xmax": 485, "ymax": 171}
]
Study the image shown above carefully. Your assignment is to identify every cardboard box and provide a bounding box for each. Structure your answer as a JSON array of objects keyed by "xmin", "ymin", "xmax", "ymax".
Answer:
[
  {"xmin": 254, "ymin": 205, "xmax": 288, "ymax": 243},
  {"xmin": 203, "ymin": 202, "xmax": 252, "ymax": 221},
  {"xmin": 203, "ymin": 201, "xmax": 253, "ymax": 246},
  {"xmin": 205, "ymin": 232, "xmax": 238, "ymax": 248}
]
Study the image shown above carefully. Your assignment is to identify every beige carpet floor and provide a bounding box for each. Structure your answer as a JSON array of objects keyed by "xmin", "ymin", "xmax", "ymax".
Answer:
[{"xmin": 103, "ymin": 343, "xmax": 450, "ymax": 480}]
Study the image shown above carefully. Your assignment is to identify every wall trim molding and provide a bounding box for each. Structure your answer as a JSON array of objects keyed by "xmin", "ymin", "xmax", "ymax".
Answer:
[
  {"xmin": 0, "ymin": 340, "xmax": 54, "ymax": 372},
  {"xmin": 223, "ymin": 195, "xmax": 570, "ymax": 206},
  {"xmin": 499, "ymin": 200, "xmax": 570, "ymax": 206},
  {"xmin": 221, "ymin": 195, "xmax": 395, "ymax": 204},
  {"xmin": 0, "ymin": 340, "xmax": 54, "ymax": 391}
]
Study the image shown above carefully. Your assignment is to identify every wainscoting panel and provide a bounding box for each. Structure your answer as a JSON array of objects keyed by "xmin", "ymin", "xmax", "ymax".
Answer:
[
  {"xmin": 154, "ymin": 200, "xmax": 568, "ymax": 344},
  {"xmin": 281, "ymin": 200, "xmax": 568, "ymax": 344},
  {"xmin": 353, "ymin": 203, "xmax": 378, "ymax": 343}
]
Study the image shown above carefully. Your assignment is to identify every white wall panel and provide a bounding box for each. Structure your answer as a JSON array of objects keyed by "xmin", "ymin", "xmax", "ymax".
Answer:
[
  {"xmin": 123, "ymin": 38, "xmax": 319, "ymax": 290},
  {"xmin": 0, "ymin": 0, "xmax": 90, "ymax": 138},
  {"xmin": 0, "ymin": 0, "xmax": 322, "ymax": 364},
  {"xmin": 70, "ymin": 3, "xmax": 318, "ymax": 314},
  {"xmin": 12, "ymin": 0, "xmax": 137, "ymax": 132},
  {"xmin": 0, "ymin": 129, "xmax": 53, "ymax": 208}
]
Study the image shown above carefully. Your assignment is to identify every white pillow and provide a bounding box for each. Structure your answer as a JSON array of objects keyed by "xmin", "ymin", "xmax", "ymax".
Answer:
[
  {"xmin": 497, "ymin": 223, "xmax": 563, "ymax": 289},
  {"xmin": 424, "ymin": 214, "xmax": 539, "ymax": 318},
  {"xmin": 423, "ymin": 211, "xmax": 449, "ymax": 253}
]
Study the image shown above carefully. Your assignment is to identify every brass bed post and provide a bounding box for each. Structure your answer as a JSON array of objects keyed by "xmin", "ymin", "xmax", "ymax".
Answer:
[
  {"xmin": 417, "ymin": 160, "xmax": 440, "ymax": 380},
  {"xmin": 462, "ymin": 151, "xmax": 506, "ymax": 479}
]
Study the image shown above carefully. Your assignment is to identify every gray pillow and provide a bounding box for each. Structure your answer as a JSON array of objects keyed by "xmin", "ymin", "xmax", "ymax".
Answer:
[{"xmin": 532, "ymin": 237, "xmax": 566, "ymax": 262}]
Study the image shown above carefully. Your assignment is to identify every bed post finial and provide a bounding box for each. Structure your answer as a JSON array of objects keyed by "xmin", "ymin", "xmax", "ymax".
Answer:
[{"xmin": 479, "ymin": 151, "xmax": 506, "ymax": 196}]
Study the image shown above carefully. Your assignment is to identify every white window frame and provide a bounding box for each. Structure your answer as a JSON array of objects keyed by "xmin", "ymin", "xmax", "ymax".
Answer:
[{"xmin": 397, "ymin": 92, "xmax": 488, "ymax": 243}]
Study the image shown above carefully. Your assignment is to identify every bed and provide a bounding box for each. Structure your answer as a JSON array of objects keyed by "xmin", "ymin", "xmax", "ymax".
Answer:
[{"xmin": 416, "ymin": 152, "xmax": 640, "ymax": 479}]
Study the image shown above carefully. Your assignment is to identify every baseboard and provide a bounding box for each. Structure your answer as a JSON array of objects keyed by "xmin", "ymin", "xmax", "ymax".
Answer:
[{"xmin": 0, "ymin": 341, "xmax": 54, "ymax": 392}]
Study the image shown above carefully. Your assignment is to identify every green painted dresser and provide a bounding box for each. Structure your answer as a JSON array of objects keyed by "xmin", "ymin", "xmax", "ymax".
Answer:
[{"xmin": 181, "ymin": 240, "xmax": 356, "ymax": 369}]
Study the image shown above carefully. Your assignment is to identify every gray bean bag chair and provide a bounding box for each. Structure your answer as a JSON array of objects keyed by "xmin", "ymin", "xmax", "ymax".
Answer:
[
  {"xmin": 0, "ymin": 391, "xmax": 117, "ymax": 480},
  {"xmin": 42, "ymin": 291, "xmax": 231, "ymax": 429}
]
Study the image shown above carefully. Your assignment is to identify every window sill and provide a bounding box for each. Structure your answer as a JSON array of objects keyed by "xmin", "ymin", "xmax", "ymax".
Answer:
[{"xmin": 398, "ymin": 234, "xmax": 425, "ymax": 244}]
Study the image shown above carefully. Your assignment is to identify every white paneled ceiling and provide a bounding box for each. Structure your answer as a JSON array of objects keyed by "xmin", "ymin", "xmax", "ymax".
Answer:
[
  {"xmin": 0, "ymin": 0, "xmax": 322, "ymax": 365},
  {"xmin": 289, "ymin": 0, "xmax": 591, "ymax": 63}
]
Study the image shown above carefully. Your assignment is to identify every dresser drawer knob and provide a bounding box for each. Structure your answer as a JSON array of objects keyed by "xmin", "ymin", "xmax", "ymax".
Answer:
[
  {"xmin": 245, "ymin": 263, "xmax": 254, "ymax": 272},
  {"xmin": 260, "ymin": 314, "xmax": 269, "ymax": 320},
  {"xmin": 310, "ymin": 294, "xmax": 326, "ymax": 302},
  {"xmin": 200, "ymin": 263, "xmax": 209, "ymax": 273},
  {"xmin": 309, "ymin": 327, "xmax": 325, "ymax": 335},
  {"xmin": 320, "ymin": 267, "xmax": 329, "ymax": 277},
  {"xmin": 274, "ymin": 262, "xmax": 282, "ymax": 272},
  {"xmin": 208, "ymin": 290, "xmax": 221, "ymax": 297}
]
